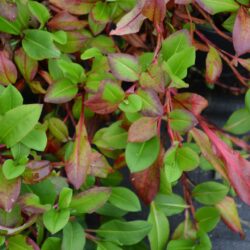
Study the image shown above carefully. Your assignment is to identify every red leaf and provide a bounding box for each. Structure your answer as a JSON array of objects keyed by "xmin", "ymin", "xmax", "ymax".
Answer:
[
  {"xmin": 65, "ymin": 116, "xmax": 91, "ymax": 189},
  {"xmin": 205, "ymin": 46, "xmax": 222, "ymax": 84},
  {"xmin": 0, "ymin": 51, "xmax": 17, "ymax": 85},
  {"xmin": 200, "ymin": 121, "xmax": 250, "ymax": 205},
  {"xmin": 216, "ymin": 196, "xmax": 244, "ymax": 237},
  {"xmin": 130, "ymin": 147, "xmax": 164, "ymax": 204},
  {"xmin": 110, "ymin": 0, "xmax": 146, "ymax": 36},
  {"xmin": 0, "ymin": 167, "xmax": 21, "ymax": 212},
  {"xmin": 48, "ymin": 11, "xmax": 87, "ymax": 31},
  {"xmin": 142, "ymin": 0, "xmax": 167, "ymax": 25},
  {"xmin": 233, "ymin": 7, "xmax": 250, "ymax": 56},
  {"xmin": 14, "ymin": 48, "xmax": 38, "ymax": 82},
  {"xmin": 128, "ymin": 117, "xmax": 158, "ymax": 143},
  {"xmin": 173, "ymin": 92, "xmax": 208, "ymax": 115}
]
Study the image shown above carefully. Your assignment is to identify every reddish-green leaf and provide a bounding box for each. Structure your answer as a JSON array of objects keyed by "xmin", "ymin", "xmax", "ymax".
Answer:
[
  {"xmin": 205, "ymin": 46, "xmax": 222, "ymax": 84},
  {"xmin": 44, "ymin": 79, "xmax": 78, "ymax": 104},
  {"xmin": 48, "ymin": 11, "xmax": 87, "ymax": 31},
  {"xmin": 131, "ymin": 148, "xmax": 163, "ymax": 204},
  {"xmin": 108, "ymin": 53, "xmax": 140, "ymax": 82},
  {"xmin": 233, "ymin": 7, "xmax": 250, "ymax": 56},
  {"xmin": 137, "ymin": 89, "xmax": 164, "ymax": 117},
  {"xmin": 0, "ymin": 167, "xmax": 21, "ymax": 212},
  {"xmin": 49, "ymin": 0, "xmax": 94, "ymax": 15},
  {"xmin": 173, "ymin": 93, "xmax": 208, "ymax": 115},
  {"xmin": 215, "ymin": 196, "xmax": 244, "ymax": 237},
  {"xmin": 142, "ymin": 0, "xmax": 167, "ymax": 25},
  {"xmin": 0, "ymin": 51, "xmax": 17, "ymax": 85},
  {"xmin": 201, "ymin": 122, "xmax": 250, "ymax": 206},
  {"xmin": 169, "ymin": 109, "xmax": 198, "ymax": 133},
  {"xmin": 65, "ymin": 119, "xmax": 91, "ymax": 189},
  {"xmin": 110, "ymin": 1, "xmax": 146, "ymax": 36},
  {"xmin": 14, "ymin": 48, "xmax": 38, "ymax": 82},
  {"xmin": 128, "ymin": 117, "xmax": 158, "ymax": 143},
  {"xmin": 70, "ymin": 187, "xmax": 111, "ymax": 214}
]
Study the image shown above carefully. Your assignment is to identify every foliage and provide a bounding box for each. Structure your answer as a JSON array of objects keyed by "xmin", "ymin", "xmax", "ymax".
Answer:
[{"xmin": 0, "ymin": 0, "xmax": 249, "ymax": 249}]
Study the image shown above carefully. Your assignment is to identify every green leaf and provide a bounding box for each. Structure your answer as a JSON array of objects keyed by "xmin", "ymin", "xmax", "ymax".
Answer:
[
  {"xmin": 43, "ymin": 208, "xmax": 70, "ymax": 234},
  {"xmin": 58, "ymin": 187, "xmax": 73, "ymax": 209},
  {"xmin": 162, "ymin": 30, "xmax": 191, "ymax": 61},
  {"xmin": 148, "ymin": 202, "xmax": 169, "ymax": 250},
  {"xmin": 23, "ymin": 179, "xmax": 57, "ymax": 205},
  {"xmin": 48, "ymin": 117, "xmax": 69, "ymax": 142},
  {"xmin": 108, "ymin": 53, "xmax": 140, "ymax": 82},
  {"xmin": 52, "ymin": 30, "xmax": 68, "ymax": 45},
  {"xmin": 176, "ymin": 146, "xmax": 200, "ymax": 171},
  {"xmin": 69, "ymin": 187, "xmax": 111, "ymax": 214},
  {"xmin": 224, "ymin": 108, "xmax": 250, "ymax": 135},
  {"xmin": 0, "ymin": 16, "xmax": 21, "ymax": 35},
  {"xmin": 169, "ymin": 109, "xmax": 197, "ymax": 133},
  {"xmin": 21, "ymin": 125, "xmax": 47, "ymax": 151},
  {"xmin": 109, "ymin": 187, "xmax": 141, "ymax": 212},
  {"xmin": 166, "ymin": 47, "xmax": 196, "ymax": 79},
  {"xmin": 22, "ymin": 30, "xmax": 61, "ymax": 60},
  {"xmin": 28, "ymin": 1, "xmax": 51, "ymax": 28},
  {"xmin": 196, "ymin": 0, "xmax": 239, "ymax": 14},
  {"xmin": 222, "ymin": 13, "xmax": 236, "ymax": 32},
  {"xmin": 195, "ymin": 207, "xmax": 220, "ymax": 232},
  {"xmin": 96, "ymin": 220, "xmax": 152, "ymax": 246},
  {"xmin": 8, "ymin": 235, "xmax": 33, "ymax": 250},
  {"xmin": 0, "ymin": 85, "xmax": 23, "ymax": 115},
  {"xmin": 102, "ymin": 83, "xmax": 125, "ymax": 104},
  {"xmin": 245, "ymin": 89, "xmax": 250, "ymax": 112},
  {"xmin": 41, "ymin": 237, "xmax": 61, "ymax": 250},
  {"xmin": 81, "ymin": 48, "xmax": 102, "ymax": 60},
  {"xmin": 58, "ymin": 59, "xmax": 85, "ymax": 84},
  {"xmin": 97, "ymin": 241, "xmax": 123, "ymax": 250},
  {"xmin": 94, "ymin": 121, "xmax": 128, "ymax": 150},
  {"xmin": 192, "ymin": 181, "xmax": 229, "ymax": 205},
  {"xmin": 125, "ymin": 137, "xmax": 160, "ymax": 172},
  {"xmin": 119, "ymin": 94, "xmax": 142, "ymax": 113},
  {"xmin": 0, "ymin": 104, "xmax": 42, "ymax": 147},
  {"xmin": 154, "ymin": 193, "xmax": 187, "ymax": 216},
  {"xmin": 62, "ymin": 221, "xmax": 86, "ymax": 250},
  {"xmin": 167, "ymin": 239, "xmax": 195, "ymax": 250},
  {"xmin": 2, "ymin": 159, "xmax": 25, "ymax": 180},
  {"xmin": 44, "ymin": 79, "xmax": 78, "ymax": 104}
]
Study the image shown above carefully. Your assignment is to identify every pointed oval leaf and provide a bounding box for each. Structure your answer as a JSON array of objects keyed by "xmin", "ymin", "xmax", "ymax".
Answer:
[
  {"xmin": 148, "ymin": 202, "xmax": 170, "ymax": 250},
  {"xmin": 128, "ymin": 117, "xmax": 158, "ymax": 143},
  {"xmin": 0, "ymin": 104, "xmax": 42, "ymax": 147},
  {"xmin": 62, "ymin": 221, "xmax": 86, "ymax": 250},
  {"xmin": 0, "ymin": 167, "xmax": 21, "ymax": 211},
  {"xmin": 215, "ymin": 196, "xmax": 244, "ymax": 236},
  {"xmin": 125, "ymin": 136, "xmax": 160, "ymax": 172},
  {"xmin": 233, "ymin": 7, "xmax": 250, "ymax": 56},
  {"xmin": 69, "ymin": 187, "xmax": 111, "ymax": 214},
  {"xmin": 192, "ymin": 181, "xmax": 229, "ymax": 205},
  {"xmin": 108, "ymin": 53, "xmax": 140, "ymax": 82},
  {"xmin": 96, "ymin": 220, "xmax": 152, "ymax": 246},
  {"xmin": 45, "ymin": 79, "xmax": 78, "ymax": 104},
  {"xmin": 43, "ymin": 208, "xmax": 70, "ymax": 234},
  {"xmin": 0, "ymin": 51, "xmax": 17, "ymax": 85},
  {"xmin": 109, "ymin": 187, "xmax": 141, "ymax": 212},
  {"xmin": 22, "ymin": 30, "xmax": 61, "ymax": 60},
  {"xmin": 14, "ymin": 47, "xmax": 38, "ymax": 82}
]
